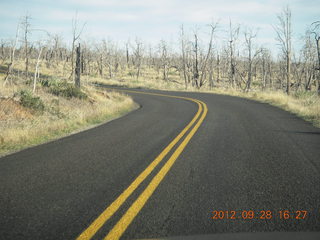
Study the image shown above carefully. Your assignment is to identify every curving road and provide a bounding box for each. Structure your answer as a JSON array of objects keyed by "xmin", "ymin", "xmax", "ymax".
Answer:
[{"xmin": 0, "ymin": 86, "xmax": 319, "ymax": 240}]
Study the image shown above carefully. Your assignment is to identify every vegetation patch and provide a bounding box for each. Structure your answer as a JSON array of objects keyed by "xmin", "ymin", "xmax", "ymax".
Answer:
[
  {"xmin": 19, "ymin": 90, "xmax": 45, "ymax": 113},
  {"xmin": 49, "ymin": 81, "xmax": 87, "ymax": 99}
]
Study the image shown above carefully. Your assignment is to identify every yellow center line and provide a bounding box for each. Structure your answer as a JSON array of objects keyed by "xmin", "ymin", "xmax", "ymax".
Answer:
[
  {"xmin": 76, "ymin": 89, "xmax": 204, "ymax": 240},
  {"xmin": 104, "ymin": 100, "xmax": 208, "ymax": 240}
]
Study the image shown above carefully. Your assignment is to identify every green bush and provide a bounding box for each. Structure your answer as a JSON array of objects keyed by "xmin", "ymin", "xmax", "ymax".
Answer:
[
  {"xmin": 19, "ymin": 90, "xmax": 45, "ymax": 113},
  {"xmin": 127, "ymin": 71, "xmax": 135, "ymax": 77},
  {"xmin": 49, "ymin": 82, "xmax": 87, "ymax": 99},
  {"xmin": 39, "ymin": 78, "xmax": 52, "ymax": 87}
]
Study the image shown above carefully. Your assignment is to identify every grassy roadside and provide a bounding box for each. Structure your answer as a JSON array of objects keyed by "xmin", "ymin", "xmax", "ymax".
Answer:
[
  {"xmin": 0, "ymin": 63, "xmax": 137, "ymax": 157},
  {"xmin": 1, "ymin": 61, "xmax": 318, "ymax": 158},
  {"xmin": 91, "ymin": 67, "xmax": 320, "ymax": 128}
]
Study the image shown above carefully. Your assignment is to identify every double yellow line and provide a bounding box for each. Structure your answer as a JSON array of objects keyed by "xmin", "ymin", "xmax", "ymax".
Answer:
[{"xmin": 77, "ymin": 89, "xmax": 208, "ymax": 240}]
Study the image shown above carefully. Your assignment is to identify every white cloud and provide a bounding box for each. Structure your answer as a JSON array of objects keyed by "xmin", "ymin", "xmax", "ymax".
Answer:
[{"xmin": 0, "ymin": 0, "xmax": 317, "ymax": 55}]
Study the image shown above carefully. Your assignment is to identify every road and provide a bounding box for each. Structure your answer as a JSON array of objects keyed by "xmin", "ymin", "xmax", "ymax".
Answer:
[{"xmin": 0, "ymin": 86, "xmax": 319, "ymax": 240}]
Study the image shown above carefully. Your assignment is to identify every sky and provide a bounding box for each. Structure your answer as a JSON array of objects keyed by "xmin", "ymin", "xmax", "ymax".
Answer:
[{"xmin": 0, "ymin": 0, "xmax": 319, "ymax": 55}]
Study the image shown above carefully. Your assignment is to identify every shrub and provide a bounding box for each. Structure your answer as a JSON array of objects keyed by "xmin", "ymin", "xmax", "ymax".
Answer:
[
  {"xmin": 49, "ymin": 81, "xmax": 87, "ymax": 99},
  {"xmin": 19, "ymin": 90, "xmax": 45, "ymax": 113},
  {"xmin": 127, "ymin": 71, "xmax": 135, "ymax": 77},
  {"xmin": 39, "ymin": 78, "xmax": 52, "ymax": 87}
]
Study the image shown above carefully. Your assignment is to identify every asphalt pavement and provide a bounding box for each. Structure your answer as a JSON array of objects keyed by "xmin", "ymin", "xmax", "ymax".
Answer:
[{"xmin": 0, "ymin": 86, "xmax": 319, "ymax": 240}]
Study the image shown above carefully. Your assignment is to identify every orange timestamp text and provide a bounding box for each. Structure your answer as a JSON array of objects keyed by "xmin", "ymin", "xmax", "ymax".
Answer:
[{"xmin": 211, "ymin": 210, "xmax": 308, "ymax": 220}]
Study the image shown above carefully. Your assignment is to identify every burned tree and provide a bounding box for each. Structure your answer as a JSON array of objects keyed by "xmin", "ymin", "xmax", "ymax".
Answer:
[
  {"xmin": 180, "ymin": 25, "xmax": 188, "ymax": 89},
  {"xmin": 133, "ymin": 39, "xmax": 143, "ymax": 80},
  {"xmin": 3, "ymin": 22, "xmax": 20, "ymax": 86},
  {"xmin": 75, "ymin": 43, "xmax": 81, "ymax": 88},
  {"xmin": 244, "ymin": 28, "xmax": 259, "ymax": 92},
  {"xmin": 311, "ymin": 21, "xmax": 320, "ymax": 94},
  {"xmin": 21, "ymin": 15, "xmax": 31, "ymax": 79},
  {"xmin": 275, "ymin": 6, "xmax": 292, "ymax": 94},
  {"xmin": 70, "ymin": 13, "xmax": 85, "ymax": 81},
  {"xmin": 159, "ymin": 40, "xmax": 169, "ymax": 81},
  {"xmin": 228, "ymin": 21, "xmax": 240, "ymax": 88}
]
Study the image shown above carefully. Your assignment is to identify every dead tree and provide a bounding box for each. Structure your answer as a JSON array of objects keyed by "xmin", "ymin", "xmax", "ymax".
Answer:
[
  {"xmin": 180, "ymin": 25, "xmax": 188, "ymax": 89},
  {"xmin": 300, "ymin": 31, "xmax": 316, "ymax": 91},
  {"xmin": 3, "ymin": 23, "xmax": 20, "ymax": 86},
  {"xmin": 244, "ymin": 28, "xmax": 259, "ymax": 92},
  {"xmin": 33, "ymin": 42, "xmax": 43, "ymax": 92},
  {"xmin": 199, "ymin": 22, "xmax": 218, "ymax": 88},
  {"xmin": 95, "ymin": 42, "xmax": 104, "ymax": 77},
  {"xmin": 228, "ymin": 21, "xmax": 240, "ymax": 88},
  {"xmin": 193, "ymin": 33, "xmax": 200, "ymax": 87},
  {"xmin": 51, "ymin": 34, "xmax": 62, "ymax": 67},
  {"xmin": 75, "ymin": 43, "xmax": 81, "ymax": 88},
  {"xmin": 216, "ymin": 53, "xmax": 221, "ymax": 83},
  {"xmin": 133, "ymin": 39, "xmax": 143, "ymax": 80},
  {"xmin": 260, "ymin": 48, "xmax": 272, "ymax": 90},
  {"xmin": 159, "ymin": 40, "xmax": 169, "ymax": 81},
  {"xmin": 70, "ymin": 13, "xmax": 85, "ymax": 80},
  {"xmin": 21, "ymin": 15, "xmax": 31, "ymax": 80},
  {"xmin": 102, "ymin": 39, "xmax": 115, "ymax": 79},
  {"xmin": 311, "ymin": 21, "xmax": 320, "ymax": 94},
  {"xmin": 126, "ymin": 42, "xmax": 130, "ymax": 67},
  {"xmin": 275, "ymin": 6, "xmax": 292, "ymax": 94},
  {"xmin": 0, "ymin": 40, "xmax": 6, "ymax": 64}
]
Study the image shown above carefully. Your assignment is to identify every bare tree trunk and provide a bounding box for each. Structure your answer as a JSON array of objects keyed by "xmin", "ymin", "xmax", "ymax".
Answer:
[
  {"xmin": 228, "ymin": 21, "xmax": 239, "ymax": 88},
  {"xmin": 33, "ymin": 46, "xmax": 43, "ymax": 93},
  {"xmin": 314, "ymin": 28, "xmax": 320, "ymax": 94},
  {"xmin": 286, "ymin": 14, "xmax": 291, "ymax": 95},
  {"xmin": 21, "ymin": 15, "xmax": 31, "ymax": 80},
  {"xmin": 3, "ymin": 23, "xmax": 20, "ymax": 86},
  {"xmin": 70, "ymin": 13, "xmax": 85, "ymax": 80},
  {"xmin": 133, "ymin": 39, "xmax": 142, "ymax": 80},
  {"xmin": 244, "ymin": 29, "xmax": 258, "ymax": 92},
  {"xmin": 75, "ymin": 43, "xmax": 81, "ymax": 88},
  {"xmin": 126, "ymin": 42, "xmax": 130, "ymax": 67},
  {"xmin": 193, "ymin": 34, "xmax": 199, "ymax": 88},
  {"xmin": 217, "ymin": 54, "xmax": 220, "ymax": 83},
  {"xmin": 198, "ymin": 22, "xmax": 217, "ymax": 88},
  {"xmin": 180, "ymin": 25, "xmax": 188, "ymax": 89},
  {"xmin": 316, "ymin": 39, "xmax": 320, "ymax": 95},
  {"xmin": 275, "ymin": 6, "xmax": 292, "ymax": 95}
]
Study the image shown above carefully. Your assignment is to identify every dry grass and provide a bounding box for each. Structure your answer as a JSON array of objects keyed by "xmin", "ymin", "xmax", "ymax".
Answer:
[
  {"xmin": 90, "ymin": 66, "xmax": 185, "ymax": 90},
  {"xmin": 1, "ymin": 59, "xmax": 318, "ymax": 157},
  {"xmin": 0, "ymin": 62, "xmax": 137, "ymax": 156}
]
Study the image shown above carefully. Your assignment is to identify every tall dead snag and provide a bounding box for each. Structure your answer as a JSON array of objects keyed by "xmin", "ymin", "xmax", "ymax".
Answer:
[
  {"xmin": 21, "ymin": 15, "xmax": 31, "ymax": 80},
  {"xmin": 200, "ymin": 22, "xmax": 217, "ymax": 88},
  {"xmin": 0, "ymin": 40, "xmax": 5, "ymax": 64},
  {"xmin": 33, "ymin": 43, "xmax": 43, "ymax": 92},
  {"xmin": 216, "ymin": 53, "xmax": 221, "ymax": 83},
  {"xmin": 95, "ymin": 42, "xmax": 104, "ymax": 77},
  {"xmin": 75, "ymin": 43, "xmax": 81, "ymax": 88},
  {"xmin": 133, "ymin": 39, "xmax": 142, "ymax": 80},
  {"xmin": 311, "ymin": 21, "xmax": 320, "ymax": 95},
  {"xmin": 70, "ymin": 13, "xmax": 85, "ymax": 80},
  {"xmin": 126, "ymin": 42, "xmax": 130, "ymax": 67},
  {"xmin": 228, "ymin": 20, "xmax": 240, "ymax": 88},
  {"xmin": 159, "ymin": 40, "xmax": 169, "ymax": 81},
  {"xmin": 3, "ymin": 22, "xmax": 20, "ymax": 86},
  {"xmin": 180, "ymin": 25, "xmax": 188, "ymax": 89},
  {"xmin": 193, "ymin": 33, "xmax": 199, "ymax": 88},
  {"xmin": 260, "ymin": 48, "xmax": 272, "ymax": 90},
  {"xmin": 244, "ymin": 28, "xmax": 259, "ymax": 92},
  {"xmin": 275, "ymin": 6, "xmax": 292, "ymax": 95}
]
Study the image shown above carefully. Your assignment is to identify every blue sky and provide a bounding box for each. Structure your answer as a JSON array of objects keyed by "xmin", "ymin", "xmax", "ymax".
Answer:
[{"xmin": 0, "ymin": 0, "xmax": 319, "ymax": 55}]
